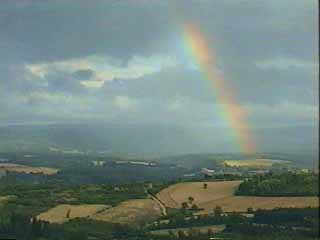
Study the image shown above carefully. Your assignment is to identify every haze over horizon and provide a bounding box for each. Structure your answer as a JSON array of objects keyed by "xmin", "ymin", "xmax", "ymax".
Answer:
[{"xmin": 0, "ymin": 0, "xmax": 318, "ymax": 154}]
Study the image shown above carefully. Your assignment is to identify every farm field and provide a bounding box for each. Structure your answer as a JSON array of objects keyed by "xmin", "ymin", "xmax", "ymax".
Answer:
[
  {"xmin": 157, "ymin": 181, "xmax": 319, "ymax": 213},
  {"xmin": 36, "ymin": 204, "xmax": 111, "ymax": 223},
  {"xmin": 91, "ymin": 199, "xmax": 162, "ymax": 225},
  {"xmin": 156, "ymin": 181, "xmax": 241, "ymax": 209},
  {"xmin": 199, "ymin": 196, "xmax": 319, "ymax": 213},
  {"xmin": 149, "ymin": 224, "xmax": 225, "ymax": 237},
  {"xmin": 222, "ymin": 159, "xmax": 290, "ymax": 168},
  {"xmin": 0, "ymin": 163, "xmax": 58, "ymax": 175}
]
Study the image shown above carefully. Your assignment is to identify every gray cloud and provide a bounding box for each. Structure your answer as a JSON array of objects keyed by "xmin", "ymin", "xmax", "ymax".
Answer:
[
  {"xmin": 0, "ymin": 0, "xmax": 174, "ymax": 64},
  {"xmin": 1, "ymin": 0, "xmax": 315, "ymax": 64},
  {"xmin": 72, "ymin": 69, "xmax": 95, "ymax": 80},
  {"xmin": 45, "ymin": 71, "xmax": 86, "ymax": 93},
  {"xmin": 0, "ymin": 0, "xmax": 317, "ymax": 134}
]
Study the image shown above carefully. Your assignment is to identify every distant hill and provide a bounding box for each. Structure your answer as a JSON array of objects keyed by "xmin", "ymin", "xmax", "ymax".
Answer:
[
  {"xmin": 0, "ymin": 124, "xmax": 317, "ymax": 167},
  {"xmin": 0, "ymin": 123, "xmax": 205, "ymax": 157}
]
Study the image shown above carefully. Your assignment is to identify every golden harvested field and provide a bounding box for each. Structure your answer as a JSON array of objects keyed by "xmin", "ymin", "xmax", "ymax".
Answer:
[
  {"xmin": 36, "ymin": 199, "xmax": 162, "ymax": 225},
  {"xmin": 0, "ymin": 163, "xmax": 58, "ymax": 175},
  {"xmin": 157, "ymin": 181, "xmax": 319, "ymax": 213},
  {"xmin": 36, "ymin": 204, "xmax": 111, "ymax": 223},
  {"xmin": 199, "ymin": 196, "xmax": 319, "ymax": 214},
  {"xmin": 91, "ymin": 199, "xmax": 162, "ymax": 225},
  {"xmin": 149, "ymin": 224, "xmax": 225, "ymax": 237},
  {"xmin": 156, "ymin": 181, "xmax": 242, "ymax": 208},
  {"xmin": 223, "ymin": 159, "xmax": 290, "ymax": 168}
]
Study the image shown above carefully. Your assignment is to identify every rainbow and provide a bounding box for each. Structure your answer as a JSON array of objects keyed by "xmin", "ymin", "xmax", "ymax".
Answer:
[{"xmin": 182, "ymin": 23, "xmax": 256, "ymax": 155}]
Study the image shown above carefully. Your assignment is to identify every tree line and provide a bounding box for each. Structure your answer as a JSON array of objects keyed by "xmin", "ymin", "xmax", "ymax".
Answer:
[{"xmin": 236, "ymin": 172, "xmax": 319, "ymax": 196}]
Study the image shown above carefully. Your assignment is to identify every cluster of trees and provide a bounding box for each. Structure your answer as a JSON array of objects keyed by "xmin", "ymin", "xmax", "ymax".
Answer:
[
  {"xmin": 148, "ymin": 233, "xmax": 318, "ymax": 240},
  {"xmin": 1, "ymin": 163, "xmax": 188, "ymax": 185},
  {"xmin": 148, "ymin": 181, "xmax": 176, "ymax": 195},
  {"xmin": 181, "ymin": 197, "xmax": 199, "ymax": 210},
  {"xmin": 149, "ymin": 207, "xmax": 319, "ymax": 240},
  {"xmin": 236, "ymin": 172, "xmax": 319, "ymax": 196},
  {"xmin": 0, "ymin": 214, "xmax": 49, "ymax": 240},
  {"xmin": 253, "ymin": 208, "xmax": 319, "ymax": 228},
  {"xmin": 0, "ymin": 209, "xmax": 144, "ymax": 240},
  {"xmin": 148, "ymin": 210, "xmax": 247, "ymax": 231},
  {"xmin": 0, "ymin": 151, "xmax": 190, "ymax": 185},
  {"xmin": 225, "ymin": 222, "xmax": 319, "ymax": 239}
]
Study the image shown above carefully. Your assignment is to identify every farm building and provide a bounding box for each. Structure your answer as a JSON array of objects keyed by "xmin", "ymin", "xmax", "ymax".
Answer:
[
  {"xmin": 201, "ymin": 168, "xmax": 215, "ymax": 177},
  {"xmin": 92, "ymin": 160, "xmax": 106, "ymax": 167}
]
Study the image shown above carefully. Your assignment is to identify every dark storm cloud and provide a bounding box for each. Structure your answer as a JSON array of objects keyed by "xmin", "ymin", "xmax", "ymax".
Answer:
[
  {"xmin": 224, "ymin": 61, "xmax": 317, "ymax": 105},
  {"xmin": 72, "ymin": 69, "xmax": 95, "ymax": 80},
  {"xmin": 0, "ymin": 63, "xmax": 87, "ymax": 94},
  {"xmin": 99, "ymin": 61, "xmax": 316, "ymax": 108},
  {"xmin": 45, "ymin": 70, "xmax": 86, "ymax": 93},
  {"xmin": 177, "ymin": 0, "xmax": 316, "ymax": 61},
  {"xmin": 99, "ymin": 67, "xmax": 213, "ymax": 102},
  {"xmin": 0, "ymin": 0, "xmax": 174, "ymax": 64},
  {"xmin": 0, "ymin": 64, "xmax": 43, "ymax": 93},
  {"xmin": 0, "ymin": 0, "xmax": 316, "ymax": 65}
]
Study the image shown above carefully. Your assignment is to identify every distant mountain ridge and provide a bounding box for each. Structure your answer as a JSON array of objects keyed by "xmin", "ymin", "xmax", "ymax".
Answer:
[{"xmin": 0, "ymin": 124, "xmax": 317, "ymax": 164}]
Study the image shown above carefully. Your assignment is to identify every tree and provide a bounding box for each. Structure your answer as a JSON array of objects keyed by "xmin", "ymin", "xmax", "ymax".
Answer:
[
  {"xmin": 66, "ymin": 209, "xmax": 71, "ymax": 219},
  {"xmin": 247, "ymin": 207, "xmax": 254, "ymax": 213},
  {"xmin": 214, "ymin": 206, "xmax": 223, "ymax": 217},
  {"xmin": 188, "ymin": 196, "xmax": 194, "ymax": 205},
  {"xmin": 168, "ymin": 230, "xmax": 175, "ymax": 239},
  {"xmin": 181, "ymin": 202, "xmax": 189, "ymax": 210},
  {"xmin": 178, "ymin": 230, "xmax": 186, "ymax": 239},
  {"xmin": 66, "ymin": 230, "xmax": 88, "ymax": 240},
  {"xmin": 187, "ymin": 228, "xmax": 198, "ymax": 237},
  {"xmin": 191, "ymin": 204, "xmax": 198, "ymax": 210},
  {"xmin": 112, "ymin": 223, "xmax": 129, "ymax": 238},
  {"xmin": 203, "ymin": 183, "xmax": 208, "ymax": 189}
]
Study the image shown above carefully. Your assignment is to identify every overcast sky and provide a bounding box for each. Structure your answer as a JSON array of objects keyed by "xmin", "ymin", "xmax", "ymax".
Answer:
[{"xmin": 0, "ymin": 0, "xmax": 318, "ymax": 130}]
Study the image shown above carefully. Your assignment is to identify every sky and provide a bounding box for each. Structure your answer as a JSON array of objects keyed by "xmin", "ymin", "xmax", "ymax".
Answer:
[{"xmin": 0, "ymin": 0, "xmax": 318, "ymax": 153}]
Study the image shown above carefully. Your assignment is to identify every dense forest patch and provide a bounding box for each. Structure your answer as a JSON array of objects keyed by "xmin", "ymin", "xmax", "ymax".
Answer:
[{"xmin": 236, "ymin": 172, "xmax": 319, "ymax": 197}]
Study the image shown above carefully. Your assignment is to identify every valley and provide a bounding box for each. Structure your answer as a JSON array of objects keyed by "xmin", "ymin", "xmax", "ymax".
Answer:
[{"xmin": 0, "ymin": 149, "xmax": 318, "ymax": 240}]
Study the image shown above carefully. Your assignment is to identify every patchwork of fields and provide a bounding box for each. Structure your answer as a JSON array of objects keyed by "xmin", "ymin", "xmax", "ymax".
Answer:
[
  {"xmin": 34, "ymin": 180, "xmax": 319, "ymax": 225},
  {"xmin": 36, "ymin": 199, "xmax": 162, "ymax": 225},
  {"xmin": 156, "ymin": 181, "xmax": 319, "ymax": 213}
]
